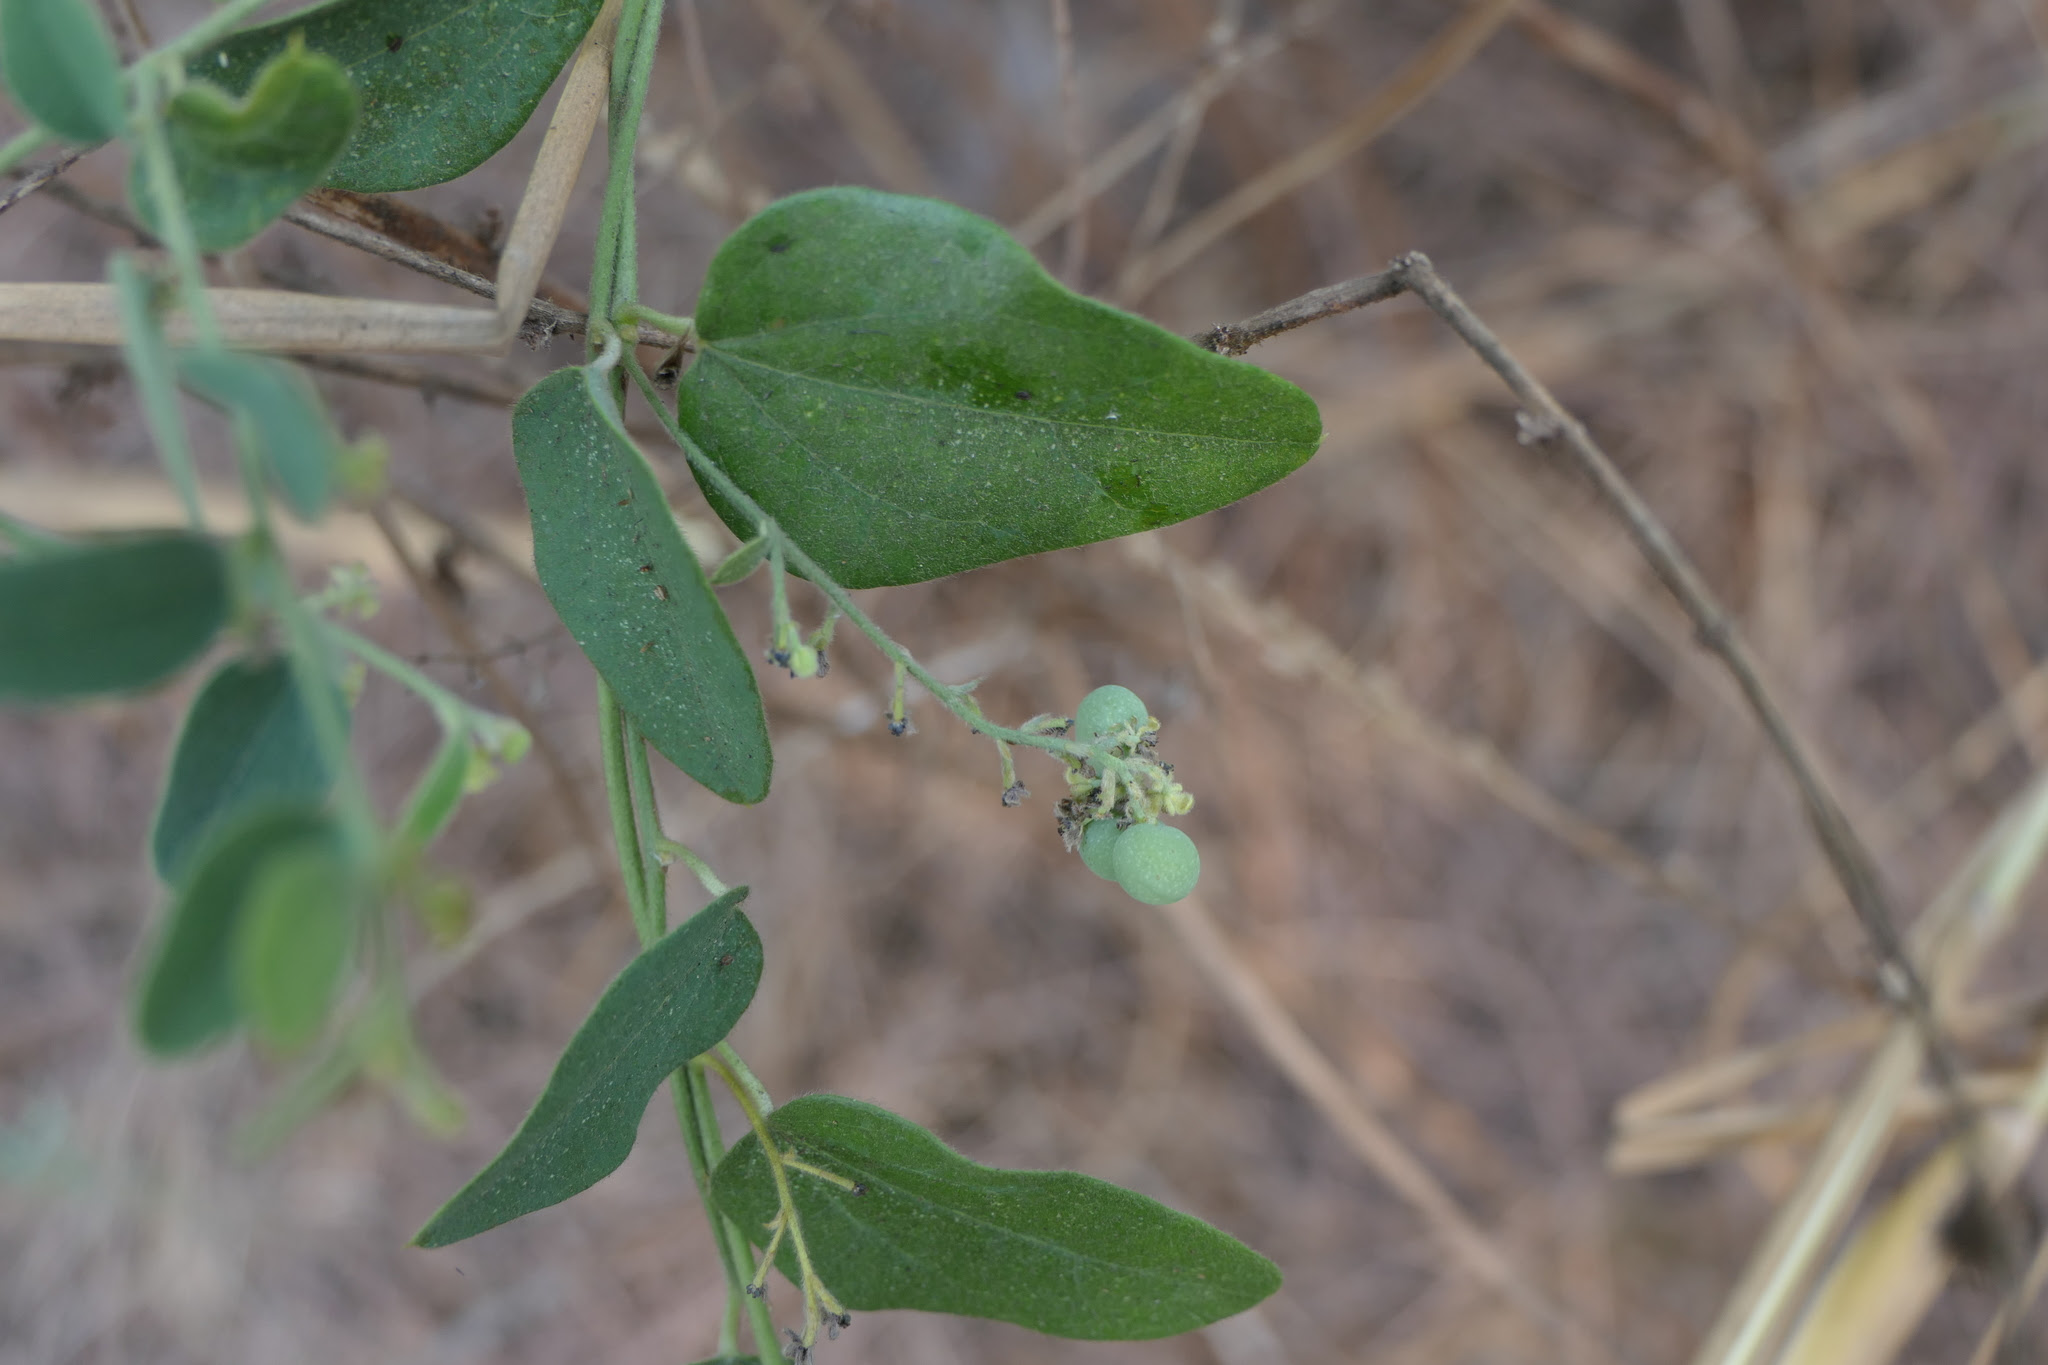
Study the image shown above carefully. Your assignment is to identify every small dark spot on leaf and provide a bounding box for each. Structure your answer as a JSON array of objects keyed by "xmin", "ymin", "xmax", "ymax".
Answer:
[
  {"xmin": 850, "ymin": 1182, "xmax": 868, "ymax": 1196},
  {"xmin": 766, "ymin": 234, "xmax": 794, "ymax": 253},
  {"xmin": 1014, "ymin": 390, "xmax": 1032, "ymax": 401},
  {"xmin": 717, "ymin": 952, "xmax": 735, "ymax": 968},
  {"xmin": 385, "ymin": 32, "xmax": 403, "ymax": 51},
  {"xmin": 638, "ymin": 562, "xmax": 655, "ymax": 573}
]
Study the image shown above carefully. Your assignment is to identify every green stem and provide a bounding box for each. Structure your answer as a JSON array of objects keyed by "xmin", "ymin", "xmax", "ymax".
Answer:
[
  {"xmin": 321, "ymin": 621, "xmax": 470, "ymax": 727},
  {"xmin": 108, "ymin": 255, "xmax": 206, "ymax": 529},
  {"xmin": 275, "ymin": 582, "xmax": 380, "ymax": 863},
  {"xmin": 584, "ymin": 11, "xmax": 771, "ymax": 1359},
  {"xmin": 675, "ymin": 1062, "xmax": 778, "ymax": 1362},
  {"xmin": 598, "ymin": 681, "xmax": 660, "ymax": 946},
  {"xmin": 652, "ymin": 837, "xmax": 730, "ymax": 897},
  {"xmin": 715, "ymin": 1042, "xmax": 774, "ymax": 1118},
  {"xmin": 586, "ymin": 0, "xmax": 663, "ymax": 344},
  {"xmin": 703, "ymin": 1051, "xmax": 846, "ymax": 1346},
  {"xmin": 623, "ymin": 356, "xmax": 1093, "ymax": 764},
  {"xmin": 614, "ymin": 304, "xmax": 694, "ymax": 338},
  {"xmin": 128, "ymin": 65, "xmax": 220, "ymax": 350},
  {"xmin": 622, "ymin": 718, "xmax": 669, "ymax": 924},
  {"xmin": 0, "ymin": 127, "xmax": 52, "ymax": 179}
]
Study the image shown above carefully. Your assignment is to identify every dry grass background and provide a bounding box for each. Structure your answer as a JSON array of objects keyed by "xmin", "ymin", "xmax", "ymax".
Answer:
[{"xmin": 6, "ymin": 0, "xmax": 2048, "ymax": 1361}]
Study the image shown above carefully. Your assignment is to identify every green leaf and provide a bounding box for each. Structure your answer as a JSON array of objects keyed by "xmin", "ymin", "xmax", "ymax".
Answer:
[
  {"xmin": 413, "ymin": 888, "xmax": 764, "ymax": 1248},
  {"xmin": 707, "ymin": 533, "xmax": 770, "ymax": 587},
  {"xmin": 677, "ymin": 188, "xmax": 1324, "ymax": 588},
  {"xmin": 233, "ymin": 840, "xmax": 358, "ymax": 1051},
  {"xmin": 0, "ymin": 532, "xmax": 228, "ymax": 702},
  {"xmin": 133, "ymin": 43, "xmax": 357, "ymax": 252},
  {"xmin": 133, "ymin": 806, "xmax": 341, "ymax": 1057},
  {"xmin": 710, "ymin": 1094, "xmax": 1282, "ymax": 1339},
  {"xmin": 191, "ymin": 0, "xmax": 603, "ymax": 193},
  {"xmin": 152, "ymin": 655, "xmax": 340, "ymax": 883},
  {"xmin": 178, "ymin": 351, "xmax": 342, "ymax": 519},
  {"xmin": 395, "ymin": 727, "xmax": 469, "ymax": 849},
  {"xmin": 513, "ymin": 368, "xmax": 771, "ymax": 804},
  {"xmin": 0, "ymin": 0, "xmax": 123, "ymax": 144}
]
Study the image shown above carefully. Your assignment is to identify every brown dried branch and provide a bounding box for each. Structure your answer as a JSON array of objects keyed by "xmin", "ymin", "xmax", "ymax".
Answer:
[
  {"xmin": 0, "ymin": 148, "xmax": 89, "ymax": 220},
  {"xmin": 1194, "ymin": 267, "xmax": 1404, "ymax": 354}
]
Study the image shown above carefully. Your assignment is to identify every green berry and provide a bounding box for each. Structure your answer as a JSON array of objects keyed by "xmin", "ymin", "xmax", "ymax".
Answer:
[
  {"xmin": 1074, "ymin": 684, "xmax": 1147, "ymax": 740},
  {"xmin": 1079, "ymin": 819, "xmax": 1123, "ymax": 879},
  {"xmin": 1112, "ymin": 822, "xmax": 1200, "ymax": 905}
]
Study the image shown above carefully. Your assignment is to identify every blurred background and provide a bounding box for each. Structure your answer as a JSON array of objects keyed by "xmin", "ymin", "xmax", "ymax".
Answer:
[{"xmin": 6, "ymin": 0, "xmax": 2048, "ymax": 1361}]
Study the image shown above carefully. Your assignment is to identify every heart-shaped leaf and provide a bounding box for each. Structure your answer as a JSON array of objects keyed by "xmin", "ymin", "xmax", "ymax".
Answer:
[
  {"xmin": 710, "ymin": 1094, "xmax": 1282, "ymax": 1339},
  {"xmin": 134, "ymin": 42, "xmax": 357, "ymax": 252},
  {"xmin": 192, "ymin": 0, "xmax": 603, "ymax": 193},
  {"xmin": 178, "ymin": 352, "xmax": 344, "ymax": 519},
  {"xmin": 133, "ymin": 805, "xmax": 342, "ymax": 1057},
  {"xmin": 152, "ymin": 655, "xmax": 341, "ymax": 883},
  {"xmin": 413, "ymin": 888, "xmax": 763, "ymax": 1248},
  {"xmin": 0, "ymin": 0, "xmax": 123, "ymax": 143},
  {"xmin": 677, "ymin": 188, "xmax": 1323, "ymax": 588},
  {"xmin": 513, "ymin": 368, "xmax": 771, "ymax": 804},
  {"xmin": 0, "ymin": 532, "xmax": 228, "ymax": 702}
]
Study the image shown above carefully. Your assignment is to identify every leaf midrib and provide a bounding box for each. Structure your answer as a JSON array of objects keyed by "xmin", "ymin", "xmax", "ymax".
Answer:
[
  {"xmin": 786, "ymin": 1136, "xmax": 1243, "ymax": 1316},
  {"xmin": 701, "ymin": 347, "xmax": 1286, "ymax": 449}
]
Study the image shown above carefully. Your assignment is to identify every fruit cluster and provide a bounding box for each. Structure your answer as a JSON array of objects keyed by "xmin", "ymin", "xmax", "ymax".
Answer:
[{"xmin": 1055, "ymin": 686, "xmax": 1200, "ymax": 905}]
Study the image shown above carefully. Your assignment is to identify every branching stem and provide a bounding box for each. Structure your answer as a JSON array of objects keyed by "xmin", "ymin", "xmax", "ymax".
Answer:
[{"xmin": 621, "ymin": 355, "xmax": 1098, "ymax": 772}]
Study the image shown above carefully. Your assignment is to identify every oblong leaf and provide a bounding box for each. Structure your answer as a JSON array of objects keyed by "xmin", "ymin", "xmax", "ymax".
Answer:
[
  {"xmin": 0, "ymin": 532, "xmax": 228, "ymax": 702},
  {"xmin": 193, "ymin": 0, "xmax": 603, "ymax": 192},
  {"xmin": 710, "ymin": 1094, "xmax": 1282, "ymax": 1339},
  {"xmin": 133, "ymin": 806, "xmax": 341, "ymax": 1057},
  {"xmin": 513, "ymin": 368, "xmax": 771, "ymax": 804},
  {"xmin": 234, "ymin": 840, "xmax": 358, "ymax": 1052},
  {"xmin": 178, "ymin": 351, "xmax": 342, "ymax": 519},
  {"xmin": 134, "ymin": 44, "xmax": 357, "ymax": 252},
  {"xmin": 677, "ymin": 187, "xmax": 1324, "ymax": 588},
  {"xmin": 152, "ymin": 655, "xmax": 340, "ymax": 882},
  {"xmin": 413, "ymin": 888, "xmax": 763, "ymax": 1248},
  {"xmin": 0, "ymin": 0, "xmax": 123, "ymax": 143}
]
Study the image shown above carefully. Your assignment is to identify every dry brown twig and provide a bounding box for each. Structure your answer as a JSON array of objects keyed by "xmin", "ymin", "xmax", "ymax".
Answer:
[
  {"xmin": 0, "ymin": 147, "xmax": 88, "ymax": 219},
  {"xmin": 0, "ymin": 0, "xmax": 624, "ymax": 354},
  {"xmin": 1514, "ymin": 0, "xmax": 2046, "ymax": 767},
  {"xmin": 1192, "ymin": 246, "xmax": 2036, "ymax": 1359}
]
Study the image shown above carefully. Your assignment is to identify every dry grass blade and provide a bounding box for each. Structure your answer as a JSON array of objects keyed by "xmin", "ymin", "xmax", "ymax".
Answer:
[
  {"xmin": 1113, "ymin": 0, "xmax": 1519, "ymax": 303},
  {"xmin": 1010, "ymin": 0, "xmax": 1336, "ymax": 249},
  {"xmin": 1687, "ymin": 768, "xmax": 2048, "ymax": 1365},
  {"xmin": 1776, "ymin": 1026, "xmax": 2048, "ymax": 1365},
  {"xmin": 748, "ymin": 0, "xmax": 933, "ymax": 195},
  {"xmin": 1516, "ymin": 0, "xmax": 2047, "ymax": 765},
  {"xmin": 1153, "ymin": 892, "xmax": 1625, "ymax": 1364}
]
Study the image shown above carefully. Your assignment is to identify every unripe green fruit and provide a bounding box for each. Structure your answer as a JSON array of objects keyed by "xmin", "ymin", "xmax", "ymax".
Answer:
[
  {"xmin": 1079, "ymin": 819, "xmax": 1123, "ymax": 879},
  {"xmin": 1112, "ymin": 822, "xmax": 1200, "ymax": 905},
  {"xmin": 1074, "ymin": 684, "xmax": 1147, "ymax": 740}
]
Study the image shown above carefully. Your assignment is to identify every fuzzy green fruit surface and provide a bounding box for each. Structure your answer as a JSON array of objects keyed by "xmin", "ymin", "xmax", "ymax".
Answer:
[
  {"xmin": 1079, "ymin": 820, "xmax": 1123, "ymax": 880},
  {"xmin": 1074, "ymin": 685, "xmax": 1147, "ymax": 741},
  {"xmin": 1112, "ymin": 823, "xmax": 1200, "ymax": 905}
]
